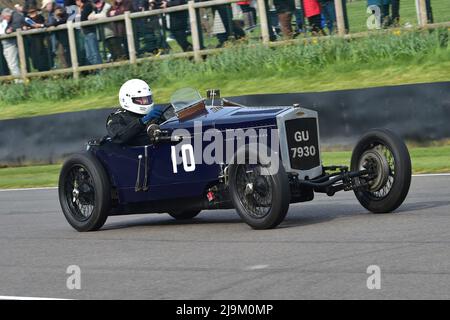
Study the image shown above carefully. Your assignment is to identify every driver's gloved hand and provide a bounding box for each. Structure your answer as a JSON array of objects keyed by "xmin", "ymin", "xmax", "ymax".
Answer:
[{"xmin": 140, "ymin": 108, "xmax": 163, "ymax": 125}]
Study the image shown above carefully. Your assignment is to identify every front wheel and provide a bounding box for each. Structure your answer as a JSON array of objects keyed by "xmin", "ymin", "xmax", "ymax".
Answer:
[
  {"xmin": 351, "ymin": 128, "xmax": 411, "ymax": 213},
  {"xmin": 58, "ymin": 153, "xmax": 111, "ymax": 232},
  {"xmin": 229, "ymin": 158, "xmax": 290, "ymax": 230}
]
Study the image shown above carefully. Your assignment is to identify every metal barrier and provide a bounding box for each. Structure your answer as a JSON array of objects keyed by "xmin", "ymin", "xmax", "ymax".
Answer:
[{"xmin": 0, "ymin": 0, "xmax": 448, "ymax": 82}]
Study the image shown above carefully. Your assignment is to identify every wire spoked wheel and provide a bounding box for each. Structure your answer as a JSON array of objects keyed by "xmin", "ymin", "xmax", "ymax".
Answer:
[
  {"xmin": 59, "ymin": 153, "xmax": 111, "ymax": 232},
  {"xmin": 65, "ymin": 165, "xmax": 96, "ymax": 222},
  {"xmin": 229, "ymin": 149, "xmax": 290, "ymax": 230},
  {"xmin": 359, "ymin": 144, "xmax": 395, "ymax": 200},
  {"xmin": 351, "ymin": 129, "xmax": 412, "ymax": 213},
  {"xmin": 235, "ymin": 164, "xmax": 273, "ymax": 219}
]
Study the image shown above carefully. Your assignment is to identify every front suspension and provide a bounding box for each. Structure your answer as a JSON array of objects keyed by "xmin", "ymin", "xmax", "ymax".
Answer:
[{"xmin": 293, "ymin": 166, "xmax": 372, "ymax": 196}]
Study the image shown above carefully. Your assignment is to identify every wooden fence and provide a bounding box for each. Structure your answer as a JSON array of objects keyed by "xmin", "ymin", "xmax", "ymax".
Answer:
[{"xmin": 0, "ymin": 0, "xmax": 448, "ymax": 82}]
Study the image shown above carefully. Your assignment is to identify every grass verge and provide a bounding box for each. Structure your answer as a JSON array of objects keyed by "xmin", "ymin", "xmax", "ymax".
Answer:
[
  {"xmin": 1, "ymin": 145, "xmax": 448, "ymax": 189},
  {"xmin": 0, "ymin": 164, "xmax": 61, "ymax": 189}
]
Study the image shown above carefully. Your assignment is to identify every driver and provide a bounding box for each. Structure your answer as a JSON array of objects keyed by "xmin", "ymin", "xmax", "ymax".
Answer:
[{"xmin": 106, "ymin": 79, "xmax": 169, "ymax": 145}]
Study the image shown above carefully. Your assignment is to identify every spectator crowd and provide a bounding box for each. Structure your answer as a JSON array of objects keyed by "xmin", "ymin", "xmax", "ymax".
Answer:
[{"xmin": 0, "ymin": 0, "xmax": 436, "ymax": 78}]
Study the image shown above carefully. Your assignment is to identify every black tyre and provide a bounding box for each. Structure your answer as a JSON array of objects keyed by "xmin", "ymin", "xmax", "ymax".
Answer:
[
  {"xmin": 58, "ymin": 152, "xmax": 111, "ymax": 232},
  {"xmin": 351, "ymin": 128, "xmax": 411, "ymax": 213},
  {"xmin": 229, "ymin": 152, "xmax": 290, "ymax": 229},
  {"xmin": 168, "ymin": 210, "xmax": 201, "ymax": 220}
]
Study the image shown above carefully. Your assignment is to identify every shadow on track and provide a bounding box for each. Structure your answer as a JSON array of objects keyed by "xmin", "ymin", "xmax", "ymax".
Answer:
[
  {"xmin": 101, "ymin": 203, "xmax": 368, "ymax": 231},
  {"xmin": 100, "ymin": 197, "xmax": 448, "ymax": 232},
  {"xmin": 396, "ymin": 200, "xmax": 450, "ymax": 213}
]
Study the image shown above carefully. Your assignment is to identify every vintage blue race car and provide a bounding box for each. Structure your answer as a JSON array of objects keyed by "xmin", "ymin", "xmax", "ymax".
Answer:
[{"xmin": 58, "ymin": 88, "xmax": 412, "ymax": 232}]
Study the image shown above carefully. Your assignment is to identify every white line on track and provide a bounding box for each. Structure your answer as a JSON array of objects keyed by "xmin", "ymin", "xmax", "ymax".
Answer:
[
  {"xmin": 0, "ymin": 295, "xmax": 70, "ymax": 300},
  {"xmin": 245, "ymin": 265, "xmax": 269, "ymax": 271},
  {"xmin": 0, "ymin": 174, "xmax": 448, "ymax": 193}
]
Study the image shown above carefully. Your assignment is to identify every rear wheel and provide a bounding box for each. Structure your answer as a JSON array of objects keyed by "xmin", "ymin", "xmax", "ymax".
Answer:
[
  {"xmin": 58, "ymin": 153, "xmax": 111, "ymax": 232},
  {"xmin": 229, "ymin": 156, "xmax": 290, "ymax": 229},
  {"xmin": 351, "ymin": 129, "xmax": 411, "ymax": 213},
  {"xmin": 168, "ymin": 210, "xmax": 201, "ymax": 220}
]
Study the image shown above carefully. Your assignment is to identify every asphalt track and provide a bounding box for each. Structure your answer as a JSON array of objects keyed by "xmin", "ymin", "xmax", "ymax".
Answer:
[{"xmin": 0, "ymin": 175, "xmax": 449, "ymax": 300}]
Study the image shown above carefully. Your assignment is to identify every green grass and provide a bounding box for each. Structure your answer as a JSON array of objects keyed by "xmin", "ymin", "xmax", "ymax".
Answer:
[
  {"xmin": 322, "ymin": 145, "xmax": 450, "ymax": 174},
  {"xmin": 3, "ymin": 59, "xmax": 449, "ymax": 120},
  {"xmin": 0, "ymin": 164, "xmax": 61, "ymax": 189},
  {"xmin": 1, "ymin": 28, "xmax": 449, "ymax": 120},
  {"xmin": 1, "ymin": 145, "xmax": 449, "ymax": 189}
]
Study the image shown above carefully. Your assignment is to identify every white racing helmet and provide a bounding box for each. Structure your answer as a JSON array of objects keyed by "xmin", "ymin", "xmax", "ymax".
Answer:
[{"xmin": 119, "ymin": 79, "xmax": 154, "ymax": 115}]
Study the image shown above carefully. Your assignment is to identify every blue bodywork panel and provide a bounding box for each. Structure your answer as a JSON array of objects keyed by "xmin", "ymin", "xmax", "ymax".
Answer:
[{"xmin": 91, "ymin": 105, "xmax": 289, "ymax": 205}]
